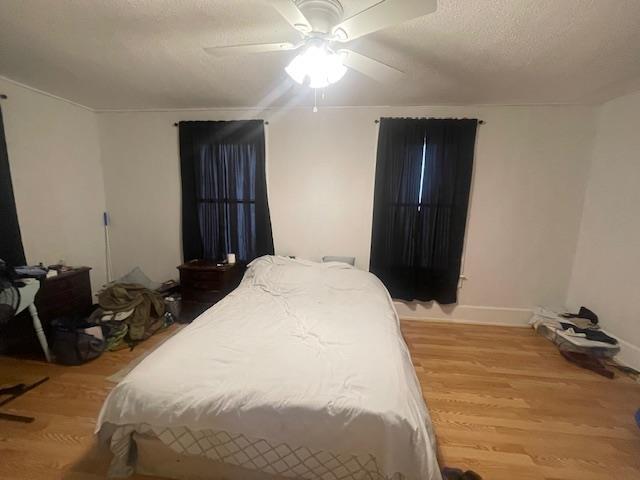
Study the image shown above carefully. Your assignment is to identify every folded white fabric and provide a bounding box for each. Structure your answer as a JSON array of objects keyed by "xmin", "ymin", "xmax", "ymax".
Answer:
[{"xmin": 562, "ymin": 327, "xmax": 587, "ymax": 338}]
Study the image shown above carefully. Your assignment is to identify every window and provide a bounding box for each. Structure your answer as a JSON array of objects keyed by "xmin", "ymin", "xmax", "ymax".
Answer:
[
  {"xmin": 418, "ymin": 137, "xmax": 427, "ymax": 212},
  {"xmin": 196, "ymin": 143, "xmax": 258, "ymax": 261},
  {"xmin": 179, "ymin": 121, "xmax": 274, "ymax": 263},
  {"xmin": 369, "ymin": 118, "xmax": 477, "ymax": 304}
]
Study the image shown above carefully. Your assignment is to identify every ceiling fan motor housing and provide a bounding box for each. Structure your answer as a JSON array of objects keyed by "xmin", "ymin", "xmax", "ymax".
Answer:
[{"xmin": 296, "ymin": 0, "xmax": 344, "ymax": 35}]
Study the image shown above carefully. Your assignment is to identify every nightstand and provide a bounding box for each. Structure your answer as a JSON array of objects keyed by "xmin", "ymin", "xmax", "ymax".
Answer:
[{"xmin": 177, "ymin": 260, "xmax": 244, "ymax": 322}]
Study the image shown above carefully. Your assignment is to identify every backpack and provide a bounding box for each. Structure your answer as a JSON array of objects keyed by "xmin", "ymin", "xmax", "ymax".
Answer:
[{"xmin": 50, "ymin": 316, "xmax": 105, "ymax": 365}]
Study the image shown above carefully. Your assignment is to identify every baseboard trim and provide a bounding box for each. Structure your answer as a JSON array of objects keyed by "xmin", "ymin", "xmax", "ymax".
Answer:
[
  {"xmin": 395, "ymin": 301, "xmax": 640, "ymax": 371},
  {"xmin": 394, "ymin": 302, "xmax": 532, "ymax": 327},
  {"xmin": 399, "ymin": 316, "xmax": 531, "ymax": 328},
  {"xmin": 608, "ymin": 335, "xmax": 640, "ymax": 371}
]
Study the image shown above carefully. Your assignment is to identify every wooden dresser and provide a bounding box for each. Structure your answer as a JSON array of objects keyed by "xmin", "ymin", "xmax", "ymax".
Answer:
[
  {"xmin": 178, "ymin": 260, "xmax": 244, "ymax": 321},
  {"xmin": 0, "ymin": 267, "xmax": 93, "ymax": 357},
  {"xmin": 35, "ymin": 267, "xmax": 93, "ymax": 324}
]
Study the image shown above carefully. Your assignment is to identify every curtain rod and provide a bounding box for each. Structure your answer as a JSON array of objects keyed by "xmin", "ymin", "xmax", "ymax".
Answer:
[
  {"xmin": 172, "ymin": 118, "xmax": 484, "ymax": 126},
  {"xmin": 173, "ymin": 120, "xmax": 269, "ymax": 126},
  {"xmin": 374, "ymin": 118, "xmax": 485, "ymax": 124}
]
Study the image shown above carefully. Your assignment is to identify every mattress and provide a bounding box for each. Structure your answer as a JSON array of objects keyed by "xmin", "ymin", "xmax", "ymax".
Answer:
[{"xmin": 97, "ymin": 256, "xmax": 441, "ymax": 480}]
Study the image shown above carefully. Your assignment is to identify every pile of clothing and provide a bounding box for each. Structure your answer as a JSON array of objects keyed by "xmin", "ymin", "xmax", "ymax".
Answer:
[
  {"xmin": 90, "ymin": 268, "xmax": 172, "ymax": 350},
  {"xmin": 530, "ymin": 306, "xmax": 622, "ymax": 378}
]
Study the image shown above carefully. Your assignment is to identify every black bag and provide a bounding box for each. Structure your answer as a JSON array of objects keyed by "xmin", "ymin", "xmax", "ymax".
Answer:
[{"xmin": 50, "ymin": 316, "xmax": 105, "ymax": 365}]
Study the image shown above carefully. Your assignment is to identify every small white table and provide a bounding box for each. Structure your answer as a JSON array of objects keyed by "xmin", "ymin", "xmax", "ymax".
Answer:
[{"xmin": 14, "ymin": 278, "xmax": 52, "ymax": 362}]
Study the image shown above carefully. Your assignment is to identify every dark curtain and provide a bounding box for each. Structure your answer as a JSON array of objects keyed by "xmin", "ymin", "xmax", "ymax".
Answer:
[
  {"xmin": 369, "ymin": 118, "xmax": 477, "ymax": 304},
  {"xmin": 0, "ymin": 105, "xmax": 26, "ymax": 267},
  {"xmin": 179, "ymin": 120, "xmax": 274, "ymax": 263}
]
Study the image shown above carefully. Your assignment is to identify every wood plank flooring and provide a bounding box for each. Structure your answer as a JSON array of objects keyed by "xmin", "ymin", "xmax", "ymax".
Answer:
[
  {"xmin": 403, "ymin": 321, "xmax": 640, "ymax": 480},
  {"xmin": 0, "ymin": 321, "xmax": 639, "ymax": 479}
]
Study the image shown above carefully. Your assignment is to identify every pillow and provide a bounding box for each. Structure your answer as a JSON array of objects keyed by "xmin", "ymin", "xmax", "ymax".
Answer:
[
  {"xmin": 112, "ymin": 266, "xmax": 162, "ymax": 291},
  {"xmin": 322, "ymin": 256, "xmax": 355, "ymax": 266}
]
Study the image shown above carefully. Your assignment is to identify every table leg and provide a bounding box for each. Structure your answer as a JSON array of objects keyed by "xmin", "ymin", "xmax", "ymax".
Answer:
[{"xmin": 28, "ymin": 304, "xmax": 52, "ymax": 362}]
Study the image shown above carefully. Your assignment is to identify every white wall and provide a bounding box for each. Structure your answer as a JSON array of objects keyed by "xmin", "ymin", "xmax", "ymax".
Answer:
[
  {"xmin": 97, "ymin": 105, "xmax": 596, "ymax": 318},
  {"xmin": 567, "ymin": 91, "xmax": 640, "ymax": 367},
  {"xmin": 0, "ymin": 77, "xmax": 107, "ymax": 291},
  {"xmin": 5, "ymin": 72, "xmax": 639, "ymax": 351},
  {"xmin": 3, "ymin": 71, "xmax": 637, "ymax": 364}
]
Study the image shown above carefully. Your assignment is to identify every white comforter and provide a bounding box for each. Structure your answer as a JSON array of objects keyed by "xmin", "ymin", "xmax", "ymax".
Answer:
[{"xmin": 97, "ymin": 256, "xmax": 441, "ymax": 480}]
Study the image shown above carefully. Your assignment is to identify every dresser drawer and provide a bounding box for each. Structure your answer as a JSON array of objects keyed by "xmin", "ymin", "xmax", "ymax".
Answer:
[
  {"xmin": 181, "ymin": 269, "xmax": 227, "ymax": 282},
  {"xmin": 38, "ymin": 296, "xmax": 90, "ymax": 321},
  {"xmin": 182, "ymin": 288, "xmax": 225, "ymax": 303},
  {"xmin": 35, "ymin": 268, "xmax": 93, "ymax": 322},
  {"xmin": 39, "ymin": 277, "xmax": 74, "ymax": 296},
  {"xmin": 181, "ymin": 275, "xmax": 224, "ymax": 291},
  {"xmin": 177, "ymin": 262, "xmax": 244, "ymax": 322}
]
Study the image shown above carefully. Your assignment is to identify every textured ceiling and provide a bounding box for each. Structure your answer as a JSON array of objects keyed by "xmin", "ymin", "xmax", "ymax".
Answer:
[{"xmin": 1, "ymin": 0, "xmax": 639, "ymax": 110}]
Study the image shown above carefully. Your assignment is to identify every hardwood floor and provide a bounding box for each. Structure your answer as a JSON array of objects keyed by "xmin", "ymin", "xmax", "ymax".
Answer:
[
  {"xmin": 0, "ymin": 327, "xmax": 176, "ymax": 480},
  {"xmin": 403, "ymin": 321, "xmax": 640, "ymax": 480},
  {"xmin": 1, "ymin": 321, "xmax": 639, "ymax": 479}
]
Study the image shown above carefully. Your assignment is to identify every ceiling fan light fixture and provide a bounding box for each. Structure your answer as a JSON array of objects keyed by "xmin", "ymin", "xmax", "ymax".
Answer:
[{"xmin": 285, "ymin": 44, "xmax": 347, "ymax": 89}]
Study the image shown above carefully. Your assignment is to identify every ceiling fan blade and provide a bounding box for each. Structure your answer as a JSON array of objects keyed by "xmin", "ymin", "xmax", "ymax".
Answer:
[
  {"xmin": 269, "ymin": 0, "xmax": 312, "ymax": 33},
  {"xmin": 204, "ymin": 41, "xmax": 298, "ymax": 56},
  {"xmin": 333, "ymin": 0, "xmax": 437, "ymax": 42},
  {"xmin": 340, "ymin": 49, "xmax": 405, "ymax": 84}
]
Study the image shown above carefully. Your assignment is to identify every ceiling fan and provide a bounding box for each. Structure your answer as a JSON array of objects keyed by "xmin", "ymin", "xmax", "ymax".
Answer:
[{"xmin": 204, "ymin": 0, "xmax": 437, "ymax": 89}]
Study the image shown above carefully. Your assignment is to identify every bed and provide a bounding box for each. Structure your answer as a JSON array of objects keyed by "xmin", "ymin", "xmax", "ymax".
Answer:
[{"xmin": 97, "ymin": 256, "xmax": 442, "ymax": 480}]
